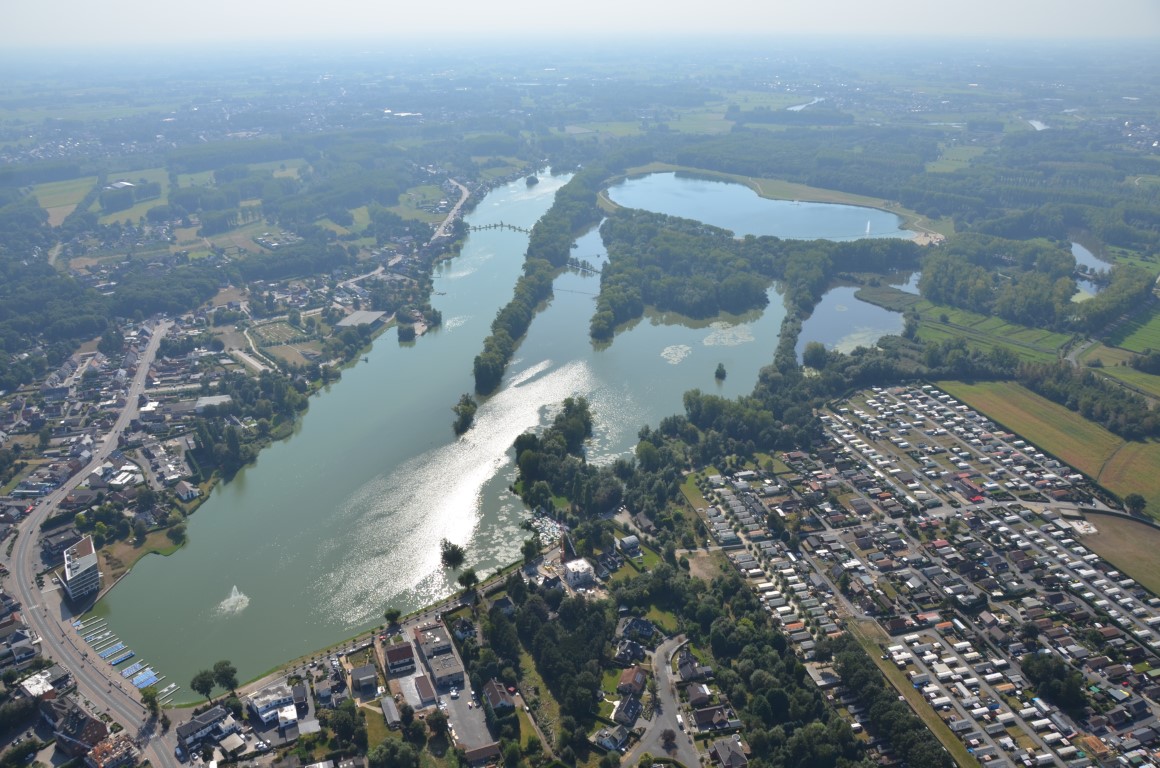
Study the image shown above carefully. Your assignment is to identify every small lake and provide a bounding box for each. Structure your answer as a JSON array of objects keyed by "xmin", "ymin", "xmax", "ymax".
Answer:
[
  {"xmin": 1072, "ymin": 241, "xmax": 1108, "ymax": 298},
  {"xmin": 607, "ymin": 172, "xmax": 911, "ymax": 241},
  {"xmin": 796, "ymin": 286, "xmax": 904, "ymax": 359}
]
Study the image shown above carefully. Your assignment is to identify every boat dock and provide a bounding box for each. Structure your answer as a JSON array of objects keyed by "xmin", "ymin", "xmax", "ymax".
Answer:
[
  {"xmin": 98, "ymin": 642, "xmax": 126, "ymax": 660},
  {"xmin": 132, "ymin": 668, "xmax": 160, "ymax": 688},
  {"xmin": 121, "ymin": 661, "xmax": 146, "ymax": 678},
  {"xmin": 73, "ymin": 617, "xmax": 169, "ymax": 694}
]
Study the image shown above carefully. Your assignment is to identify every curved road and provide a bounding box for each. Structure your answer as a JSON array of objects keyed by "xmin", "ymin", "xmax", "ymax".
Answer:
[
  {"xmin": 3, "ymin": 320, "xmax": 179, "ymax": 768},
  {"xmin": 621, "ymin": 635, "xmax": 700, "ymax": 768}
]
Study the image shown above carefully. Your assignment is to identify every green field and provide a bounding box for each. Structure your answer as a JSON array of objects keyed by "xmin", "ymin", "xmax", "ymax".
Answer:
[
  {"xmin": 1098, "ymin": 442, "xmax": 1160, "ymax": 521},
  {"xmin": 97, "ymin": 167, "xmax": 170, "ymax": 225},
  {"xmin": 267, "ymin": 342, "xmax": 322, "ymax": 368},
  {"xmin": 1082, "ymin": 515, "xmax": 1160, "ymax": 596},
  {"xmin": 859, "ymin": 286, "xmax": 1071, "ymax": 362},
  {"xmin": 925, "ymin": 144, "xmax": 986, "ymax": 173},
  {"xmin": 32, "ymin": 176, "xmax": 98, "ymax": 225},
  {"xmin": 1078, "ymin": 343, "xmax": 1160, "ymax": 400},
  {"xmin": 941, "ymin": 379, "xmax": 1160, "ymax": 519},
  {"xmin": 1108, "ymin": 303, "xmax": 1160, "ymax": 353},
  {"xmin": 389, "ymin": 183, "xmax": 450, "ymax": 224},
  {"xmin": 32, "ymin": 176, "xmax": 97, "ymax": 209},
  {"xmin": 177, "ymin": 170, "xmax": 215, "ymax": 187}
]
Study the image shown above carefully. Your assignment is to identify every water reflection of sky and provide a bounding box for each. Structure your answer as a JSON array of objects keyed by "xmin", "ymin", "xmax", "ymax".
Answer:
[
  {"xmin": 608, "ymin": 172, "xmax": 910, "ymax": 241},
  {"xmin": 796, "ymin": 286, "xmax": 904, "ymax": 359}
]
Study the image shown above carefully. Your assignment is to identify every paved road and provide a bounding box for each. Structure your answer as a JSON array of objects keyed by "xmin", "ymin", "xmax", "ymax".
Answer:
[
  {"xmin": 622, "ymin": 635, "xmax": 699, "ymax": 768},
  {"xmin": 4, "ymin": 319, "xmax": 179, "ymax": 768},
  {"xmin": 428, "ymin": 179, "xmax": 470, "ymax": 244}
]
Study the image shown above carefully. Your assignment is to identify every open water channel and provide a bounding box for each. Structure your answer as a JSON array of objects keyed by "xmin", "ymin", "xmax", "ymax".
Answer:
[{"xmin": 97, "ymin": 172, "xmax": 913, "ymax": 697}]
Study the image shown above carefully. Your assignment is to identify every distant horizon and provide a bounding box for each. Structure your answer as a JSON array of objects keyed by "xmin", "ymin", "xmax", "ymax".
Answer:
[
  {"xmin": 1, "ymin": 32, "xmax": 1158, "ymax": 64},
  {"xmin": 4, "ymin": 0, "xmax": 1158, "ymax": 52}
]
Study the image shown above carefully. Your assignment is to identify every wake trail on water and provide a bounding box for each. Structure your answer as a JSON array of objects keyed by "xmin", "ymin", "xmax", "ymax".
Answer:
[{"xmin": 315, "ymin": 359, "xmax": 594, "ymax": 627}]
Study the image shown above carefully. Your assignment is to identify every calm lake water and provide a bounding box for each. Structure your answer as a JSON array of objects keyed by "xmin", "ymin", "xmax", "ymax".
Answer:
[
  {"xmin": 1072, "ymin": 241, "xmax": 1108, "ymax": 298},
  {"xmin": 98, "ymin": 172, "xmax": 913, "ymax": 697},
  {"xmin": 607, "ymin": 172, "xmax": 910, "ymax": 241},
  {"xmin": 796, "ymin": 286, "xmax": 904, "ymax": 359}
]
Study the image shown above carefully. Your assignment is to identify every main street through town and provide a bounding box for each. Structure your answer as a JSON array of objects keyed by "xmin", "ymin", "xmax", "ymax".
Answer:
[{"xmin": 3, "ymin": 319, "xmax": 179, "ymax": 768}]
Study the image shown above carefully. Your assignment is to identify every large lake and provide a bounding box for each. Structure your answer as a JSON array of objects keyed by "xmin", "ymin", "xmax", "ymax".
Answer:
[
  {"xmin": 98, "ymin": 172, "xmax": 913, "ymax": 697},
  {"xmin": 607, "ymin": 172, "xmax": 910, "ymax": 241}
]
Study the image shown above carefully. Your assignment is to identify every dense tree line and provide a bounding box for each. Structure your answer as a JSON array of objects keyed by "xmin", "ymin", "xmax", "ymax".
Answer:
[
  {"xmin": 236, "ymin": 240, "xmax": 355, "ymax": 282},
  {"xmin": 592, "ymin": 210, "xmax": 772, "ymax": 339},
  {"xmin": 1017, "ymin": 361, "xmax": 1160, "ymax": 439},
  {"xmin": 1073, "ymin": 265, "xmax": 1156, "ymax": 335},
  {"xmin": 1130, "ymin": 348, "xmax": 1160, "ymax": 375},
  {"xmin": 189, "ymin": 368, "xmax": 311, "ymax": 478},
  {"xmin": 834, "ymin": 635, "xmax": 956, "ymax": 768},
  {"xmin": 917, "ymin": 234, "xmax": 1080, "ymax": 328},
  {"xmin": 473, "ymin": 168, "xmax": 607, "ymax": 392},
  {"xmin": 593, "ymin": 209, "xmax": 922, "ymax": 341},
  {"xmin": 513, "ymin": 397, "xmax": 625, "ymax": 516}
]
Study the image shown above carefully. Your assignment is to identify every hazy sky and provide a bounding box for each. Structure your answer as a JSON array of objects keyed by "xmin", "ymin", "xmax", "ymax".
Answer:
[{"xmin": 5, "ymin": 0, "xmax": 1159, "ymax": 49}]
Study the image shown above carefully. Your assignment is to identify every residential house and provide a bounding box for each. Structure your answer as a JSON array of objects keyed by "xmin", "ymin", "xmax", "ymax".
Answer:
[
  {"xmin": 564, "ymin": 559, "xmax": 595, "ymax": 588},
  {"xmin": 384, "ymin": 642, "xmax": 415, "ymax": 674},
  {"xmin": 677, "ymin": 648, "xmax": 713, "ymax": 681},
  {"xmin": 686, "ymin": 683, "xmax": 713, "ymax": 708},
  {"xmin": 482, "ymin": 679, "xmax": 514, "ymax": 711},
  {"xmin": 350, "ymin": 664, "xmax": 377, "ymax": 696},
  {"xmin": 174, "ymin": 481, "xmax": 201, "ymax": 502},
  {"xmin": 612, "ymin": 695, "xmax": 642, "ymax": 726},
  {"xmin": 490, "ymin": 595, "xmax": 515, "ymax": 617},
  {"xmin": 710, "ymin": 737, "xmax": 750, "ymax": 768},
  {"xmin": 617, "ymin": 665, "xmax": 648, "ymax": 697},
  {"xmin": 594, "ymin": 725, "xmax": 630, "ymax": 751},
  {"xmin": 41, "ymin": 696, "xmax": 109, "ymax": 756},
  {"xmin": 618, "ymin": 617, "xmax": 656, "ymax": 642},
  {"xmin": 451, "ymin": 618, "xmax": 474, "ymax": 641},
  {"xmin": 462, "ymin": 743, "xmax": 502, "ymax": 767},
  {"xmin": 613, "ymin": 638, "xmax": 645, "ymax": 666},
  {"xmin": 693, "ymin": 705, "xmax": 732, "ymax": 732}
]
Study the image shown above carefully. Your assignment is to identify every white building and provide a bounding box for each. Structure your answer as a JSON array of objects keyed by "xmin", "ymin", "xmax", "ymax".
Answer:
[
  {"xmin": 248, "ymin": 682, "xmax": 295, "ymax": 724},
  {"xmin": 564, "ymin": 559, "xmax": 595, "ymax": 588},
  {"xmin": 61, "ymin": 536, "xmax": 100, "ymax": 601}
]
